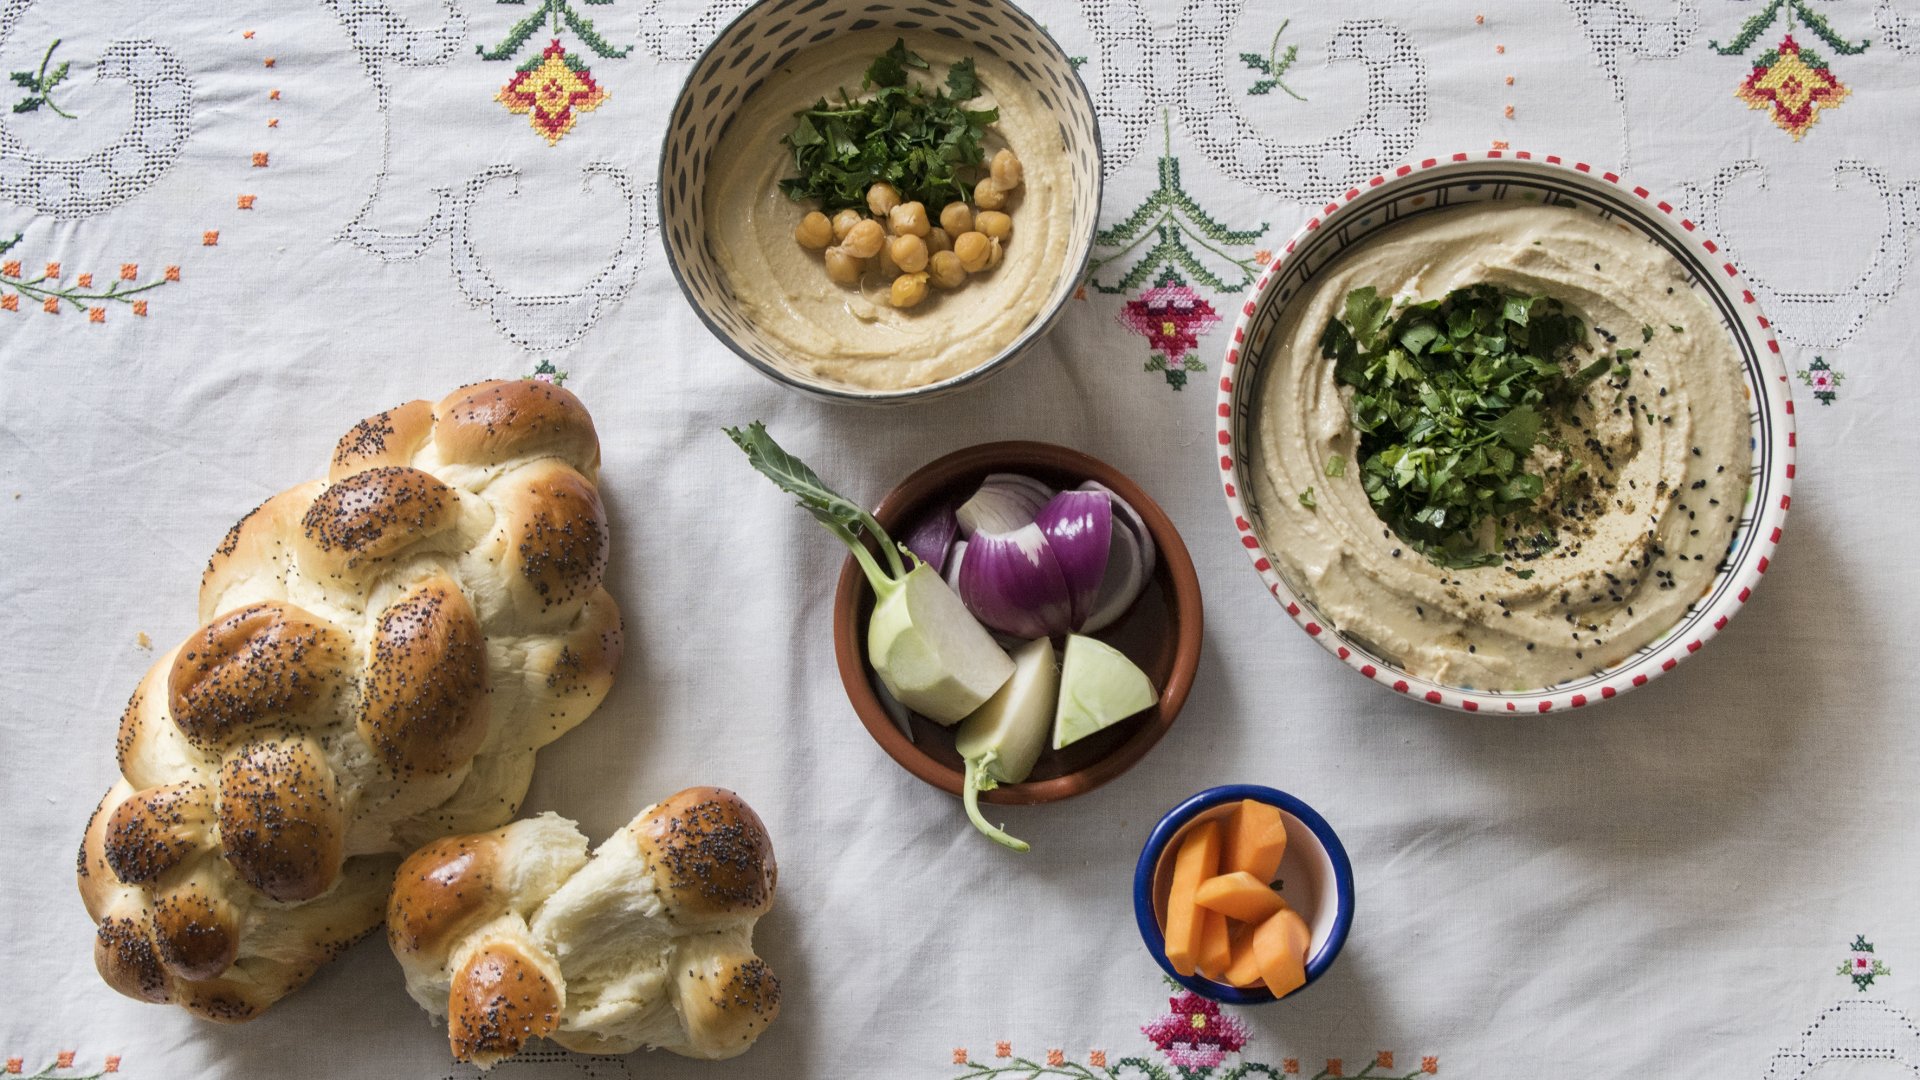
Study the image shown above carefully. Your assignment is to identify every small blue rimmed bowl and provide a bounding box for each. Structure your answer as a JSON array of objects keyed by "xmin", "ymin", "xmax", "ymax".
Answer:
[{"xmin": 1133, "ymin": 785, "xmax": 1354, "ymax": 1004}]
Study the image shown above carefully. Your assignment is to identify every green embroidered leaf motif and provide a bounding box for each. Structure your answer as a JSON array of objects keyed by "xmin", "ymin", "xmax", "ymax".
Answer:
[
  {"xmin": 9, "ymin": 71, "xmax": 38, "ymax": 89},
  {"xmin": 1240, "ymin": 51, "xmax": 1271, "ymax": 75},
  {"xmin": 13, "ymin": 96, "xmax": 43, "ymax": 113}
]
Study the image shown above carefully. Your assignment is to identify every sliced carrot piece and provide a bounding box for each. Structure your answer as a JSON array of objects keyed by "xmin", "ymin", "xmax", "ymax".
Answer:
[
  {"xmin": 1195, "ymin": 870, "xmax": 1287, "ymax": 924},
  {"xmin": 1223, "ymin": 799, "xmax": 1288, "ymax": 882},
  {"xmin": 1197, "ymin": 909, "xmax": 1233, "ymax": 981},
  {"xmin": 1222, "ymin": 940, "xmax": 1263, "ymax": 987},
  {"xmin": 1250, "ymin": 905, "xmax": 1312, "ymax": 998},
  {"xmin": 1161, "ymin": 819, "xmax": 1222, "ymax": 977}
]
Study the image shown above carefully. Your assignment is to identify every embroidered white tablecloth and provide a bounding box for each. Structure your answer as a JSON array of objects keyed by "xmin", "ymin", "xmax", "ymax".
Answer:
[{"xmin": 2, "ymin": 0, "xmax": 1915, "ymax": 1076}]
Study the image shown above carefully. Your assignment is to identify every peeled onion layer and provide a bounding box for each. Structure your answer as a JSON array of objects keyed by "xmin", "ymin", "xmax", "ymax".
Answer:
[
  {"xmin": 956, "ymin": 522, "xmax": 1074, "ymax": 640},
  {"xmin": 868, "ymin": 562, "xmax": 1015, "ymax": 726},
  {"xmin": 1080, "ymin": 520, "xmax": 1145, "ymax": 634},
  {"xmin": 1053, "ymin": 633, "xmax": 1157, "ymax": 750},
  {"xmin": 955, "ymin": 636, "xmax": 1059, "ymax": 786},
  {"xmin": 1035, "ymin": 489, "xmax": 1113, "ymax": 631},
  {"xmin": 903, "ymin": 503, "xmax": 959, "ymax": 575},
  {"xmin": 956, "ymin": 474, "xmax": 1056, "ymax": 538},
  {"xmin": 1081, "ymin": 480, "xmax": 1157, "ymax": 582}
]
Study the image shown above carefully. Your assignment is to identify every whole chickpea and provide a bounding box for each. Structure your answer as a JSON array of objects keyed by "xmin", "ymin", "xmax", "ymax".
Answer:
[
  {"xmin": 831, "ymin": 208, "xmax": 864, "ymax": 241},
  {"xmin": 866, "ymin": 182, "xmax": 902, "ymax": 217},
  {"xmin": 890, "ymin": 272, "xmax": 930, "ymax": 309},
  {"xmin": 842, "ymin": 218, "xmax": 886, "ymax": 259},
  {"xmin": 975, "ymin": 210, "xmax": 1012, "ymax": 241},
  {"xmin": 928, "ymin": 250, "xmax": 967, "ymax": 289},
  {"xmin": 889, "ymin": 233, "xmax": 929, "ymax": 274},
  {"xmin": 794, "ymin": 211, "xmax": 833, "ymax": 250},
  {"xmin": 973, "ymin": 176, "xmax": 1006, "ymax": 210},
  {"xmin": 954, "ymin": 230, "xmax": 993, "ymax": 272},
  {"xmin": 888, "ymin": 201, "xmax": 930, "ymax": 237},
  {"xmin": 823, "ymin": 247, "xmax": 864, "ymax": 284},
  {"xmin": 990, "ymin": 148, "xmax": 1024, "ymax": 192},
  {"xmin": 939, "ymin": 201, "xmax": 974, "ymax": 235},
  {"xmin": 926, "ymin": 227, "xmax": 952, "ymax": 253}
]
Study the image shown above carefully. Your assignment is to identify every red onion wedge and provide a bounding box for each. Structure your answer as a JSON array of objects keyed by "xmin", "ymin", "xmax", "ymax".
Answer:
[
  {"xmin": 955, "ymin": 521, "xmax": 1073, "ymax": 639},
  {"xmin": 1035, "ymin": 489, "xmax": 1113, "ymax": 631},
  {"xmin": 956, "ymin": 473, "xmax": 1055, "ymax": 538},
  {"xmin": 903, "ymin": 503, "xmax": 959, "ymax": 576},
  {"xmin": 1076, "ymin": 481, "xmax": 1155, "ymax": 633}
]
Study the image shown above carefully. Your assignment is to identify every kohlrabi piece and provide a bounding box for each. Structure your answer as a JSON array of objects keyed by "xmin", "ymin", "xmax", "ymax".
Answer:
[
  {"xmin": 954, "ymin": 636, "xmax": 1058, "ymax": 852},
  {"xmin": 868, "ymin": 562, "xmax": 1015, "ymax": 726},
  {"xmin": 1053, "ymin": 633, "xmax": 1157, "ymax": 749}
]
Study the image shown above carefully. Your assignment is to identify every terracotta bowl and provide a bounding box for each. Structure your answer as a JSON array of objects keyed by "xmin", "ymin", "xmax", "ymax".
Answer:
[{"xmin": 833, "ymin": 442, "xmax": 1202, "ymax": 804}]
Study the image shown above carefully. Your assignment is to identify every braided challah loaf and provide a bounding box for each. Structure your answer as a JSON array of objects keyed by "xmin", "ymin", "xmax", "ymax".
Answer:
[
  {"xmin": 388, "ymin": 789, "xmax": 781, "ymax": 1066},
  {"xmin": 77, "ymin": 380, "xmax": 624, "ymax": 1021}
]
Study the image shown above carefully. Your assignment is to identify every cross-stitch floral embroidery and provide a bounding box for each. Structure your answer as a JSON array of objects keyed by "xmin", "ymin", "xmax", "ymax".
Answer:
[
  {"xmin": 1141, "ymin": 991, "xmax": 1249, "ymax": 1068},
  {"xmin": 1120, "ymin": 272, "xmax": 1221, "ymax": 391},
  {"xmin": 1734, "ymin": 35, "xmax": 1850, "ymax": 139},
  {"xmin": 1797, "ymin": 356, "xmax": 1844, "ymax": 405},
  {"xmin": 1839, "ymin": 934, "xmax": 1891, "ymax": 990},
  {"xmin": 1086, "ymin": 113, "xmax": 1267, "ymax": 296},
  {"xmin": 496, "ymin": 40, "xmax": 609, "ymax": 145}
]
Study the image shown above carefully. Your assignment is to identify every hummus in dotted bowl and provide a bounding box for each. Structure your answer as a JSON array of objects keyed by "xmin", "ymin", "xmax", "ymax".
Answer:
[
  {"xmin": 1218, "ymin": 154, "xmax": 1795, "ymax": 712},
  {"xmin": 659, "ymin": 1, "xmax": 1101, "ymax": 402}
]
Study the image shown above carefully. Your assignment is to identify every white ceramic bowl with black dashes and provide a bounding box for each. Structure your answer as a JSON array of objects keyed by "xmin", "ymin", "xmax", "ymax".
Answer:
[{"xmin": 659, "ymin": 0, "xmax": 1102, "ymax": 404}]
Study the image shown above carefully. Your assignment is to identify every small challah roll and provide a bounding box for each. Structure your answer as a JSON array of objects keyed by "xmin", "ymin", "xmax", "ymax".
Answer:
[
  {"xmin": 79, "ymin": 380, "xmax": 624, "ymax": 1021},
  {"xmin": 389, "ymin": 790, "xmax": 781, "ymax": 1067}
]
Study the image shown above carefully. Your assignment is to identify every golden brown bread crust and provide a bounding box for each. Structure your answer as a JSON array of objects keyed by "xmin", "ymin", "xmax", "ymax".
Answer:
[
  {"xmin": 672, "ymin": 948, "xmax": 782, "ymax": 1058},
  {"xmin": 216, "ymin": 737, "xmax": 345, "ymax": 903},
  {"xmin": 631, "ymin": 788, "xmax": 777, "ymax": 923},
  {"xmin": 434, "ymin": 381, "xmax": 599, "ymax": 475},
  {"xmin": 388, "ymin": 833, "xmax": 503, "ymax": 962},
  {"xmin": 82, "ymin": 381, "xmax": 620, "ymax": 1020},
  {"xmin": 359, "ymin": 577, "xmax": 490, "ymax": 776},
  {"xmin": 168, "ymin": 603, "xmax": 351, "ymax": 753},
  {"xmin": 330, "ymin": 400, "xmax": 435, "ymax": 483},
  {"xmin": 449, "ymin": 939, "xmax": 565, "ymax": 1066}
]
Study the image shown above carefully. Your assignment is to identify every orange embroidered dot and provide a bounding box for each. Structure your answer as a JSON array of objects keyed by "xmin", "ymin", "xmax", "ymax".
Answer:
[
  {"xmin": 1505, "ymin": 75, "xmax": 1515, "ymax": 85},
  {"xmin": 1046, "ymin": 1050, "xmax": 1065, "ymax": 1067},
  {"xmin": 164, "ymin": 265, "xmax": 181, "ymax": 281},
  {"xmin": 54, "ymin": 1054, "xmax": 74, "ymax": 1070},
  {"xmin": 89, "ymin": 307, "xmax": 105, "ymax": 322},
  {"xmin": 1283, "ymin": 1060, "xmax": 1300, "ymax": 1076},
  {"xmin": 77, "ymin": 272, "xmax": 93, "ymax": 288},
  {"xmin": 43, "ymin": 297, "xmax": 59, "ymax": 314},
  {"xmin": 243, "ymin": 30, "xmax": 255, "ymax": 39},
  {"xmin": 1474, "ymin": 13, "xmax": 1485, "ymax": 23},
  {"xmin": 2, "ymin": 260, "xmax": 19, "ymax": 277},
  {"xmin": 269, "ymin": 89, "xmax": 281, "ymax": 100},
  {"xmin": 1505, "ymin": 104, "xmax": 1515, "ymax": 118},
  {"xmin": 104, "ymin": 1058, "xmax": 121, "ymax": 1074},
  {"xmin": 1090, "ymin": 1051, "xmax": 1108, "ymax": 1068},
  {"xmin": 1422, "ymin": 1056, "xmax": 1439, "ymax": 1074},
  {"xmin": 5, "ymin": 1057, "xmax": 21, "ymax": 1074},
  {"xmin": 1491, "ymin": 139, "xmax": 1510, "ymax": 149},
  {"xmin": 1327, "ymin": 1061, "xmax": 1344, "ymax": 1078},
  {"xmin": 120, "ymin": 263, "xmax": 137, "ymax": 280},
  {"xmin": 133, "ymin": 300, "xmax": 148, "ymax": 317},
  {"xmin": 268, "ymin": 118, "xmax": 279, "ymax": 128},
  {"xmin": 44, "ymin": 261, "xmax": 59, "ymax": 278},
  {"xmin": 264, "ymin": 56, "xmax": 276, "ymax": 67},
  {"xmin": 995, "ymin": 1042, "xmax": 1012, "ymax": 1059},
  {"xmin": 951, "ymin": 1049, "xmax": 968, "ymax": 1065},
  {"xmin": 238, "ymin": 194, "xmax": 257, "ymax": 209},
  {"xmin": 1376, "ymin": 1052, "xmax": 1394, "ymax": 1069},
  {"xmin": 2, "ymin": 294, "xmax": 17, "ymax": 312},
  {"xmin": 252, "ymin": 151, "xmax": 269, "ymax": 167},
  {"xmin": 203, "ymin": 230, "xmax": 220, "ymax": 246},
  {"xmin": 1495, "ymin": 44, "xmax": 1506, "ymax": 53}
]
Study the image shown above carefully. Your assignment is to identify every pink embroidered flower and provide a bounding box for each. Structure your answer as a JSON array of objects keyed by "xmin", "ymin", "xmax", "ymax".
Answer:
[
  {"xmin": 1119, "ymin": 282, "xmax": 1221, "ymax": 364},
  {"xmin": 1141, "ymin": 991, "xmax": 1250, "ymax": 1068}
]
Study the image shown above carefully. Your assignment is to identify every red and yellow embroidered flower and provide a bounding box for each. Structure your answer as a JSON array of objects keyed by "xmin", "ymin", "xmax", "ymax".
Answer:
[
  {"xmin": 1736, "ymin": 35, "xmax": 1848, "ymax": 139},
  {"xmin": 1121, "ymin": 281, "xmax": 1222, "ymax": 364},
  {"xmin": 496, "ymin": 40, "xmax": 609, "ymax": 145},
  {"xmin": 1141, "ymin": 991, "xmax": 1250, "ymax": 1068}
]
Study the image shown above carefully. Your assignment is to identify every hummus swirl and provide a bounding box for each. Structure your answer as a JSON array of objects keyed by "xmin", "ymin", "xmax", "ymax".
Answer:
[
  {"xmin": 1251, "ymin": 204, "xmax": 1752, "ymax": 689},
  {"xmin": 705, "ymin": 31, "xmax": 1071, "ymax": 392}
]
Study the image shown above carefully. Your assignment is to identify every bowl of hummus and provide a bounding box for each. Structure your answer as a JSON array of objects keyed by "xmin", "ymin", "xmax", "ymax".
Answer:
[
  {"xmin": 660, "ymin": 0, "xmax": 1101, "ymax": 402},
  {"xmin": 1218, "ymin": 152, "xmax": 1795, "ymax": 712}
]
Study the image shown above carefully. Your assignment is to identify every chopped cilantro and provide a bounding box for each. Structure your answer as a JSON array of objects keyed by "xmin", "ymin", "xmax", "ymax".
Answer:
[
  {"xmin": 1515, "ymin": 568, "xmax": 1535, "ymax": 579},
  {"xmin": 780, "ymin": 39, "xmax": 996, "ymax": 211},
  {"xmin": 1324, "ymin": 454, "xmax": 1347, "ymax": 478},
  {"xmin": 1321, "ymin": 283, "xmax": 1601, "ymax": 569},
  {"xmin": 1669, "ymin": 323, "xmax": 1685, "ymax": 333},
  {"xmin": 1641, "ymin": 325, "xmax": 1655, "ymax": 343},
  {"xmin": 1298, "ymin": 487, "xmax": 1317, "ymax": 509}
]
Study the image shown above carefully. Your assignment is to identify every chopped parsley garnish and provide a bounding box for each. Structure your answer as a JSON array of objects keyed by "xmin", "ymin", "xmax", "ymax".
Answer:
[
  {"xmin": 1641, "ymin": 325, "xmax": 1655, "ymax": 343},
  {"xmin": 779, "ymin": 39, "xmax": 996, "ymax": 212},
  {"xmin": 1324, "ymin": 454, "xmax": 1346, "ymax": 478},
  {"xmin": 1321, "ymin": 283, "xmax": 1607, "ymax": 569},
  {"xmin": 1298, "ymin": 487, "xmax": 1317, "ymax": 509}
]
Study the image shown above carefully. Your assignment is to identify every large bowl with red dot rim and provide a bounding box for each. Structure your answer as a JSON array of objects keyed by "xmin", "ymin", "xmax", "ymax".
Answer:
[{"xmin": 1215, "ymin": 151, "xmax": 1795, "ymax": 714}]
